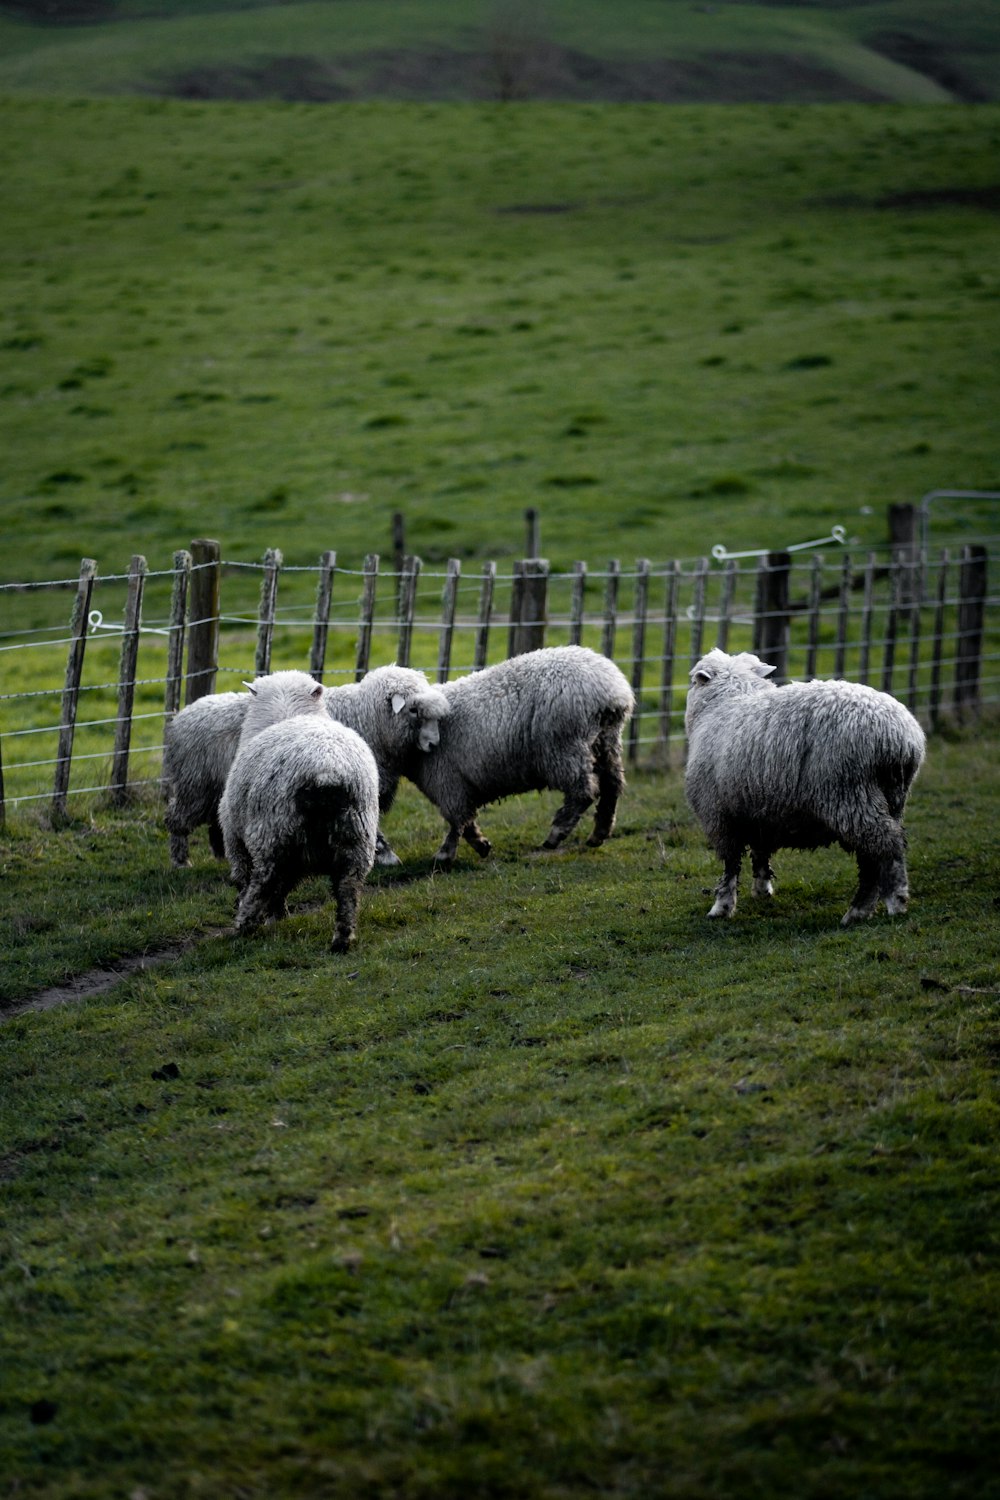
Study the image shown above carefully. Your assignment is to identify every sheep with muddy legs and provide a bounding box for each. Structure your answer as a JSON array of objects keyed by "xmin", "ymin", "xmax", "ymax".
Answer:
[
  {"xmin": 218, "ymin": 672, "xmax": 380, "ymax": 952},
  {"xmin": 684, "ymin": 649, "xmax": 926, "ymax": 926},
  {"xmin": 162, "ymin": 665, "xmax": 448, "ymax": 868},
  {"xmin": 404, "ymin": 645, "xmax": 635, "ymax": 866}
]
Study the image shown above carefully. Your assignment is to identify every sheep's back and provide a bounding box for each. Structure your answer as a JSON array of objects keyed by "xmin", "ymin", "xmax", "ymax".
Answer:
[
  {"xmin": 688, "ymin": 679, "xmax": 924, "ymax": 825},
  {"xmin": 225, "ymin": 719, "xmax": 379, "ymax": 823}
]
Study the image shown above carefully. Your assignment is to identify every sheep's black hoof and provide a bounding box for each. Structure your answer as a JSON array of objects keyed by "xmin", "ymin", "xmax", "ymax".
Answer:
[{"xmin": 331, "ymin": 931, "xmax": 357, "ymax": 954}]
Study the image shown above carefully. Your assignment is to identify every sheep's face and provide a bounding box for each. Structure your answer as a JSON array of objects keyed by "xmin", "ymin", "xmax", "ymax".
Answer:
[{"xmin": 390, "ymin": 687, "xmax": 449, "ymax": 752}]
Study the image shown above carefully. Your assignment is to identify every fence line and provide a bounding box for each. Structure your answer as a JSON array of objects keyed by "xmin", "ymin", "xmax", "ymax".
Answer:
[{"xmin": 0, "ymin": 508, "xmax": 996, "ymax": 820}]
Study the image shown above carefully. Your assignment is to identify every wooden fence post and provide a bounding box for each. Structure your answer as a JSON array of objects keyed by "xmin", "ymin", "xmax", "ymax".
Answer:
[
  {"xmin": 889, "ymin": 502, "xmax": 918, "ymax": 610},
  {"xmin": 906, "ymin": 550, "xmax": 925, "ymax": 715},
  {"xmin": 109, "ymin": 553, "xmax": 147, "ymax": 806},
  {"xmin": 753, "ymin": 550, "xmax": 791, "ymax": 679},
  {"xmin": 185, "ymin": 538, "xmax": 221, "ymax": 705},
  {"xmin": 396, "ymin": 554, "xmax": 420, "ymax": 669},
  {"xmin": 627, "ymin": 559, "xmax": 650, "ymax": 764},
  {"xmin": 52, "ymin": 557, "xmax": 97, "ymax": 822},
  {"xmin": 657, "ymin": 561, "xmax": 680, "ymax": 765},
  {"xmin": 804, "ymin": 553, "xmax": 823, "ymax": 679},
  {"xmin": 509, "ymin": 557, "xmax": 548, "ymax": 656},
  {"xmin": 310, "ymin": 549, "xmax": 337, "ymax": 682},
  {"xmin": 437, "ymin": 558, "xmax": 461, "ymax": 682},
  {"xmin": 254, "ymin": 546, "xmax": 283, "ymax": 677},
  {"xmin": 833, "ymin": 553, "xmax": 852, "ymax": 679},
  {"xmin": 858, "ymin": 551, "xmax": 877, "ymax": 685},
  {"xmin": 929, "ymin": 549, "xmax": 949, "ymax": 731},
  {"xmin": 601, "ymin": 561, "xmax": 620, "ymax": 660},
  {"xmin": 569, "ymin": 561, "xmax": 587, "ymax": 646},
  {"xmin": 525, "ymin": 507, "xmax": 540, "ymax": 559},
  {"xmin": 955, "ymin": 543, "xmax": 987, "ymax": 721},
  {"xmin": 164, "ymin": 549, "xmax": 191, "ymax": 726},
  {"xmin": 715, "ymin": 560, "xmax": 736, "ymax": 652},
  {"xmin": 474, "ymin": 562, "xmax": 495, "ymax": 671},
  {"xmin": 507, "ymin": 561, "xmax": 524, "ymax": 659},
  {"xmin": 881, "ymin": 555, "xmax": 901, "ymax": 695},
  {"xmin": 688, "ymin": 556, "xmax": 709, "ymax": 668},
  {"xmin": 354, "ymin": 553, "xmax": 379, "ymax": 681}
]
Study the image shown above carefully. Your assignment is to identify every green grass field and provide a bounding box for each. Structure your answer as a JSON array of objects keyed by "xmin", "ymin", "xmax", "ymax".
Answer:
[
  {"xmin": 1, "ymin": 96, "xmax": 998, "ymax": 595},
  {"xmin": 1, "ymin": 13, "xmax": 999, "ymax": 1491},
  {"xmin": 1, "ymin": 736, "xmax": 998, "ymax": 1497}
]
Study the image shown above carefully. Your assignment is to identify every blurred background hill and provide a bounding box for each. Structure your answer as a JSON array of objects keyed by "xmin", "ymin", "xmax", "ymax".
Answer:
[{"xmin": 1, "ymin": 0, "xmax": 997, "ymax": 104}]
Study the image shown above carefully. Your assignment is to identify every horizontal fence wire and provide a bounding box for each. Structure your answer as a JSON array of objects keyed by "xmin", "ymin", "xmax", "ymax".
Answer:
[{"xmin": 0, "ymin": 530, "xmax": 996, "ymax": 817}]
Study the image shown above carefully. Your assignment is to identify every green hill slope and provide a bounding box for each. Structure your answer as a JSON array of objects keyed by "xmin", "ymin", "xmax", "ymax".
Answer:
[{"xmin": 0, "ymin": 0, "xmax": 996, "ymax": 102}]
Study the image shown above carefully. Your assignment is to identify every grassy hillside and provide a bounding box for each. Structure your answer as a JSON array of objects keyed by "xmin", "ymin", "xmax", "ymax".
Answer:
[
  {"xmin": 1, "ymin": 97, "xmax": 998, "ymax": 593},
  {"xmin": 0, "ymin": 0, "xmax": 997, "ymax": 102}
]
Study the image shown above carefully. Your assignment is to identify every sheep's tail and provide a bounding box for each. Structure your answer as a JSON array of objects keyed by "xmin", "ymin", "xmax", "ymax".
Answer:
[
  {"xmin": 295, "ymin": 783, "xmax": 370, "ymax": 852},
  {"xmin": 876, "ymin": 745, "xmax": 924, "ymax": 821}
]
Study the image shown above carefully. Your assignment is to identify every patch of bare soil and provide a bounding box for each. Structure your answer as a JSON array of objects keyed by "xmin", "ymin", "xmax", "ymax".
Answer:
[
  {"xmin": 157, "ymin": 44, "xmax": 889, "ymax": 104},
  {"xmin": 1, "ymin": 933, "xmax": 222, "ymax": 1022}
]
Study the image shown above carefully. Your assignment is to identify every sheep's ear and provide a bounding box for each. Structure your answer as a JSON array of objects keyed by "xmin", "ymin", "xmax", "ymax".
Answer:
[
  {"xmin": 310, "ymin": 683, "xmax": 323, "ymax": 700},
  {"xmin": 242, "ymin": 681, "xmax": 257, "ymax": 695},
  {"xmin": 391, "ymin": 693, "xmax": 407, "ymax": 715},
  {"xmin": 753, "ymin": 661, "xmax": 777, "ymax": 679},
  {"xmin": 691, "ymin": 665, "xmax": 714, "ymax": 686}
]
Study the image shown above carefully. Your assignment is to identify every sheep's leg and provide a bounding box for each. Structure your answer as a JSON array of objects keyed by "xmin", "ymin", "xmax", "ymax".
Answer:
[
  {"xmin": 880, "ymin": 851, "xmax": 910, "ymax": 916},
  {"xmin": 750, "ymin": 846, "xmax": 776, "ymax": 900},
  {"xmin": 234, "ymin": 875, "xmax": 285, "ymax": 933},
  {"xmin": 588, "ymin": 727, "xmax": 626, "ymax": 846},
  {"xmin": 842, "ymin": 853, "xmax": 881, "ymax": 926},
  {"xmin": 434, "ymin": 823, "xmax": 464, "ymax": 868},
  {"xmin": 374, "ymin": 829, "xmax": 402, "ymax": 868},
  {"xmin": 463, "ymin": 821, "xmax": 492, "ymax": 858},
  {"xmin": 708, "ymin": 841, "xmax": 743, "ymax": 918},
  {"xmin": 226, "ymin": 835, "xmax": 253, "ymax": 896},
  {"xmin": 330, "ymin": 871, "xmax": 365, "ymax": 953},
  {"xmin": 208, "ymin": 816, "xmax": 227, "ymax": 860},
  {"xmin": 164, "ymin": 802, "xmax": 193, "ymax": 868},
  {"xmin": 168, "ymin": 831, "xmax": 191, "ymax": 868},
  {"xmin": 842, "ymin": 803, "xmax": 909, "ymax": 924},
  {"xmin": 541, "ymin": 758, "xmax": 599, "ymax": 850}
]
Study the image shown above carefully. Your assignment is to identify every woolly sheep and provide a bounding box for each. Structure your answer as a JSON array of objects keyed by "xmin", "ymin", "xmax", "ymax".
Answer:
[
  {"xmin": 218, "ymin": 671, "xmax": 380, "ymax": 952},
  {"xmin": 163, "ymin": 665, "xmax": 448, "ymax": 868},
  {"xmin": 403, "ymin": 645, "xmax": 635, "ymax": 865},
  {"xmin": 684, "ymin": 648, "xmax": 926, "ymax": 926}
]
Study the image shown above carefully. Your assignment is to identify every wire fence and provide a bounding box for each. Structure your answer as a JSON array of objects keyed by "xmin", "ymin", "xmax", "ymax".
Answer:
[{"xmin": 0, "ymin": 513, "xmax": 996, "ymax": 822}]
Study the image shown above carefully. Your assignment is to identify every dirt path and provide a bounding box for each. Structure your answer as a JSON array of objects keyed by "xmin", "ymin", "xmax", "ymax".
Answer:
[{"xmin": 2, "ymin": 932, "xmax": 224, "ymax": 1022}]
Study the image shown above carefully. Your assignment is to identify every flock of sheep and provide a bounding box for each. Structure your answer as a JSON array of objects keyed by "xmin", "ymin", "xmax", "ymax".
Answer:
[{"xmin": 162, "ymin": 645, "xmax": 926, "ymax": 950}]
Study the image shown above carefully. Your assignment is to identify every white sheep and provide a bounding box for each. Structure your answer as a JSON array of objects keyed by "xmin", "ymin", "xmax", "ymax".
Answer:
[
  {"xmin": 404, "ymin": 645, "xmax": 635, "ymax": 866},
  {"xmin": 163, "ymin": 665, "xmax": 448, "ymax": 868},
  {"xmin": 218, "ymin": 671, "xmax": 380, "ymax": 952},
  {"xmin": 684, "ymin": 649, "xmax": 926, "ymax": 926},
  {"xmin": 163, "ymin": 691, "xmax": 246, "ymax": 867}
]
